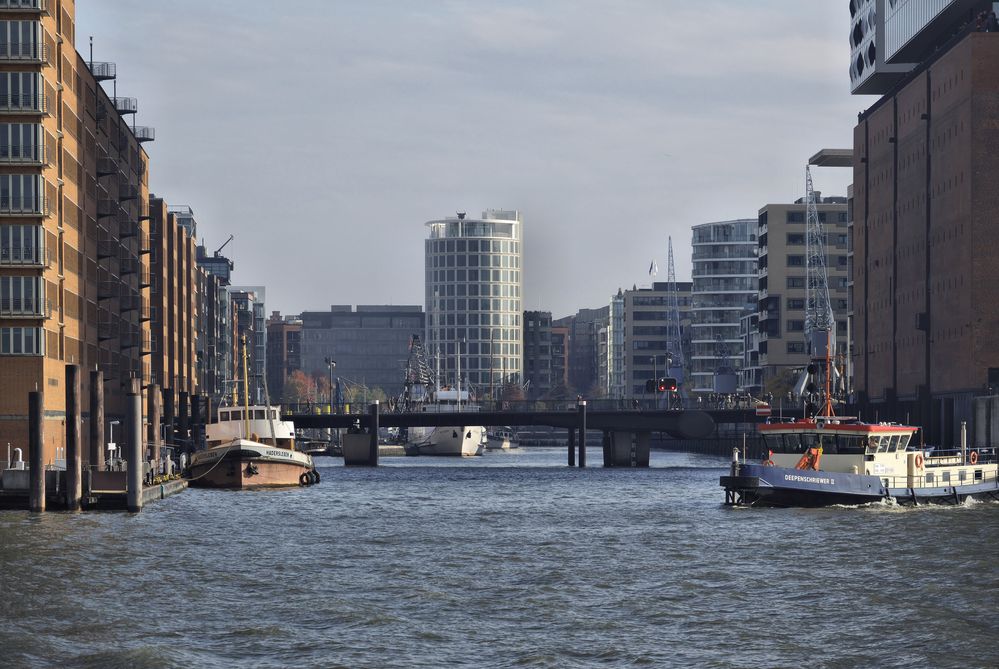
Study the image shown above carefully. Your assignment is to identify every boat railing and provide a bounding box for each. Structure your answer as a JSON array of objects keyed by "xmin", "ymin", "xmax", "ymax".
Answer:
[{"xmin": 880, "ymin": 466, "xmax": 998, "ymax": 492}]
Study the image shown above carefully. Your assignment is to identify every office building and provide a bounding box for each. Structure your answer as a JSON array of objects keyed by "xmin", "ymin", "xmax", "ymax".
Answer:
[
  {"xmin": 0, "ymin": 2, "xmax": 156, "ymax": 464},
  {"xmin": 229, "ymin": 286, "xmax": 266, "ymax": 404},
  {"xmin": 424, "ymin": 210, "xmax": 522, "ymax": 396},
  {"xmin": 195, "ymin": 243, "xmax": 233, "ymax": 410},
  {"xmin": 689, "ymin": 220, "xmax": 758, "ymax": 393},
  {"xmin": 299, "ymin": 305, "xmax": 424, "ymax": 398},
  {"xmin": 523, "ymin": 310, "xmax": 552, "ymax": 399},
  {"xmin": 266, "ymin": 311, "xmax": 301, "ymax": 402},
  {"xmin": 550, "ymin": 324, "xmax": 569, "ymax": 397},
  {"xmin": 852, "ymin": 18, "xmax": 999, "ymax": 444},
  {"xmin": 554, "ymin": 306, "xmax": 609, "ymax": 397}
]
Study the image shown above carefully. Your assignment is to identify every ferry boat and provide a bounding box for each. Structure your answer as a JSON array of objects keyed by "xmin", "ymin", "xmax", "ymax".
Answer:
[
  {"xmin": 720, "ymin": 417, "xmax": 999, "ymax": 507},
  {"xmin": 406, "ymin": 388, "xmax": 485, "ymax": 457}
]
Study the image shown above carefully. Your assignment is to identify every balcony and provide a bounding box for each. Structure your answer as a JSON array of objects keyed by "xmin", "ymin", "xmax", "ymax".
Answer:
[
  {"xmin": 138, "ymin": 267, "xmax": 151, "ymax": 288},
  {"xmin": 118, "ymin": 179, "xmax": 138, "ymax": 201},
  {"xmin": 120, "ymin": 327, "xmax": 149, "ymax": 351},
  {"xmin": 120, "ymin": 255, "xmax": 138, "ymax": 275},
  {"xmin": 0, "ymin": 0, "xmax": 47, "ymax": 11},
  {"xmin": 96, "ymin": 155, "xmax": 117, "ymax": 177},
  {"xmin": 118, "ymin": 219, "xmax": 139, "ymax": 238},
  {"xmin": 113, "ymin": 97, "xmax": 137, "ymax": 115},
  {"xmin": 138, "ymin": 201, "xmax": 151, "ymax": 221},
  {"xmin": 0, "ymin": 143, "xmax": 45, "ymax": 166},
  {"xmin": 0, "ymin": 195, "xmax": 46, "ymax": 216},
  {"xmin": 0, "ymin": 42, "xmax": 47, "ymax": 64},
  {"xmin": 138, "ymin": 297, "xmax": 151, "ymax": 322},
  {"xmin": 0, "ymin": 297, "xmax": 51, "ymax": 318},
  {"xmin": 0, "ymin": 93, "xmax": 46, "ymax": 115},
  {"xmin": 96, "ymin": 236, "xmax": 118, "ymax": 259},
  {"xmin": 97, "ymin": 280, "xmax": 120, "ymax": 301},
  {"xmin": 0, "ymin": 244, "xmax": 47, "ymax": 266},
  {"xmin": 97, "ymin": 311, "xmax": 119, "ymax": 341},
  {"xmin": 133, "ymin": 126, "xmax": 155, "ymax": 143},
  {"xmin": 97, "ymin": 198, "xmax": 118, "ymax": 219},
  {"xmin": 87, "ymin": 61, "xmax": 115, "ymax": 82},
  {"xmin": 120, "ymin": 289, "xmax": 141, "ymax": 312},
  {"xmin": 137, "ymin": 230, "xmax": 151, "ymax": 255}
]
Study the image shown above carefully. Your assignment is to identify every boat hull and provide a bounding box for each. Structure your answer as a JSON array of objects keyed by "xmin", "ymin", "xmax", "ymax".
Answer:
[
  {"xmin": 721, "ymin": 463, "xmax": 999, "ymax": 507},
  {"xmin": 410, "ymin": 426, "xmax": 484, "ymax": 456},
  {"xmin": 188, "ymin": 442, "xmax": 314, "ymax": 489}
]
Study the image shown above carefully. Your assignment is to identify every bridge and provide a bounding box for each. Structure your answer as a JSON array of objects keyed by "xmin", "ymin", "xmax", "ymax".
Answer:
[{"xmin": 281, "ymin": 398, "xmax": 804, "ymax": 467}]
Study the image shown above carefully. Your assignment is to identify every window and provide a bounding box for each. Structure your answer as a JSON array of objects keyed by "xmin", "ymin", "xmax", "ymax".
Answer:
[
  {"xmin": 0, "ymin": 173, "xmax": 41, "ymax": 212},
  {"xmin": 0, "ymin": 21, "xmax": 41, "ymax": 60},
  {"xmin": 0, "ymin": 275, "xmax": 41, "ymax": 314},
  {"xmin": 786, "ymin": 255, "xmax": 805, "ymax": 267},
  {"xmin": 786, "ymin": 319, "xmax": 805, "ymax": 332},
  {"xmin": 0, "ymin": 123, "xmax": 41, "ymax": 162},
  {"xmin": 786, "ymin": 233, "xmax": 805, "ymax": 245},
  {"xmin": 786, "ymin": 277, "xmax": 805, "ymax": 288},
  {"xmin": 786, "ymin": 342, "xmax": 805, "ymax": 354},
  {"xmin": 786, "ymin": 211, "xmax": 805, "ymax": 223},
  {"xmin": 786, "ymin": 298, "xmax": 805, "ymax": 310},
  {"xmin": 0, "ymin": 223, "xmax": 40, "ymax": 263},
  {"xmin": 0, "ymin": 71, "xmax": 42, "ymax": 110},
  {"xmin": 0, "ymin": 325, "xmax": 43, "ymax": 354}
]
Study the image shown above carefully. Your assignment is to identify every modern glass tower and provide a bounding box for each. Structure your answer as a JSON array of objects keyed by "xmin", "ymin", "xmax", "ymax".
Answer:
[
  {"xmin": 689, "ymin": 219, "xmax": 758, "ymax": 393},
  {"xmin": 424, "ymin": 210, "xmax": 522, "ymax": 397}
]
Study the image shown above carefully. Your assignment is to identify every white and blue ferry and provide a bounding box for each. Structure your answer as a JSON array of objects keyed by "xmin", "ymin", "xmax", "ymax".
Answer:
[{"xmin": 720, "ymin": 417, "xmax": 999, "ymax": 507}]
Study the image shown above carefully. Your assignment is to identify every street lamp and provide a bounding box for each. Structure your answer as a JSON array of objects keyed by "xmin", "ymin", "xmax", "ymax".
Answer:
[{"xmin": 324, "ymin": 357, "xmax": 336, "ymax": 411}]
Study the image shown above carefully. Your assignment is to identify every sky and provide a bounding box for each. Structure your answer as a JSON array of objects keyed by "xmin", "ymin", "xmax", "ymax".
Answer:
[{"xmin": 77, "ymin": 0, "xmax": 876, "ymax": 319}]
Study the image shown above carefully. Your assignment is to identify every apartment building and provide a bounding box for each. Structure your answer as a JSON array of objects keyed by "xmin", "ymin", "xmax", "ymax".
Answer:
[
  {"xmin": 523, "ymin": 310, "xmax": 552, "ymax": 399},
  {"xmin": 0, "ymin": 1, "xmax": 156, "ymax": 466}
]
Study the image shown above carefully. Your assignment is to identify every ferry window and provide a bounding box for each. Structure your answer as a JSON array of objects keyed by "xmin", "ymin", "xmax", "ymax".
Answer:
[
  {"xmin": 897, "ymin": 434, "xmax": 911, "ymax": 450},
  {"xmin": 874, "ymin": 437, "xmax": 888, "ymax": 453},
  {"xmin": 974, "ymin": 469, "xmax": 983, "ymax": 481},
  {"xmin": 783, "ymin": 433, "xmax": 803, "ymax": 453},
  {"xmin": 254, "ymin": 409, "xmax": 265, "ymax": 420},
  {"xmin": 764, "ymin": 435, "xmax": 784, "ymax": 452},
  {"xmin": 942, "ymin": 471, "xmax": 951, "ymax": 483},
  {"xmin": 220, "ymin": 411, "xmax": 229, "ymax": 421},
  {"xmin": 817, "ymin": 434, "xmax": 836, "ymax": 454},
  {"xmin": 925, "ymin": 472, "xmax": 934, "ymax": 484},
  {"xmin": 958, "ymin": 470, "xmax": 966, "ymax": 482},
  {"xmin": 836, "ymin": 435, "xmax": 865, "ymax": 455},
  {"xmin": 886, "ymin": 435, "xmax": 901, "ymax": 452}
]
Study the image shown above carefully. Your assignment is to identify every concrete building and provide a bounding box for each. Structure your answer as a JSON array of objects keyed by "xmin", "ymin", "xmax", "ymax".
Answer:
[
  {"xmin": 689, "ymin": 220, "xmax": 758, "ymax": 393},
  {"xmin": 550, "ymin": 325, "xmax": 569, "ymax": 397},
  {"xmin": 523, "ymin": 310, "xmax": 552, "ymax": 400},
  {"xmin": 756, "ymin": 195, "xmax": 850, "ymax": 394},
  {"xmin": 606, "ymin": 290, "xmax": 626, "ymax": 397},
  {"xmin": 195, "ymin": 243, "xmax": 233, "ymax": 410},
  {"xmin": 425, "ymin": 210, "xmax": 522, "ymax": 396},
  {"xmin": 229, "ymin": 286, "xmax": 265, "ymax": 404},
  {"xmin": 266, "ymin": 311, "xmax": 301, "ymax": 402},
  {"xmin": 299, "ymin": 305, "xmax": 424, "ymax": 398},
  {"xmin": 0, "ymin": 1, "xmax": 156, "ymax": 465},
  {"xmin": 852, "ymin": 22, "xmax": 999, "ymax": 445}
]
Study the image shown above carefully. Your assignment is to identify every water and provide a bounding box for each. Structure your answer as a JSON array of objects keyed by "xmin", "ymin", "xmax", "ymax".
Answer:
[{"xmin": 1, "ymin": 448, "xmax": 997, "ymax": 668}]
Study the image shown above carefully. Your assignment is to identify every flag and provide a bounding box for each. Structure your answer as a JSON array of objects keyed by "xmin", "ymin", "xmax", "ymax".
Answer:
[{"xmin": 649, "ymin": 260, "xmax": 658, "ymax": 277}]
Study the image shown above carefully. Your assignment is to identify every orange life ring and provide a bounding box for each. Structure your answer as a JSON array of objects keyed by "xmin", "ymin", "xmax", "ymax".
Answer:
[
  {"xmin": 970, "ymin": 451, "xmax": 979, "ymax": 465},
  {"xmin": 915, "ymin": 454, "xmax": 924, "ymax": 468}
]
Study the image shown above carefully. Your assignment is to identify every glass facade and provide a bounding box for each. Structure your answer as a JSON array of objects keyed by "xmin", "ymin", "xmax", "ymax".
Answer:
[
  {"xmin": 424, "ymin": 210, "xmax": 522, "ymax": 395},
  {"xmin": 689, "ymin": 219, "xmax": 758, "ymax": 393}
]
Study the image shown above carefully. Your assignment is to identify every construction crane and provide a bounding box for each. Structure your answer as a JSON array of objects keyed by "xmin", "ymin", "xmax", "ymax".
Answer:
[
  {"xmin": 797, "ymin": 165, "xmax": 837, "ymax": 415},
  {"xmin": 665, "ymin": 236, "xmax": 686, "ymax": 397},
  {"xmin": 214, "ymin": 234, "xmax": 234, "ymax": 257}
]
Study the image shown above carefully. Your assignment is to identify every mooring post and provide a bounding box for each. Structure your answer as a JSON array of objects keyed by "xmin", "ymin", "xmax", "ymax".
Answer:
[
  {"xmin": 369, "ymin": 401, "xmax": 380, "ymax": 466},
  {"xmin": 89, "ymin": 370, "xmax": 104, "ymax": 471},
  {"xmin": 567, "ymin": 428, "xmax": 576, "ymax": 467},
  {"xmin": 163, "ymin": 389, "xmax": 175, "ymax": 450},
  {"xmin": 126, "ymin": 378, "xmax": 143, "ymax": 513},
  {"xmin": 148, "ymin": 383, "xmax": 161, "ymax": 470},
  {"xmin": 190, "ymin": 394, "xmax": 202, "ymax": 452},
  {"xmin": 178, "ymin": 391, "xmax": 190, "ymax": 452},
  {"xmin": 28, "ymin": 390, "xmax": 44, "ymax": 512},
  {"xmin": 65, "ymin": 364, "xmax": 82, "ymax": 511},
  {"xmin": 578, "ymin": 400, "xmax": 587, "ymax": 468}
]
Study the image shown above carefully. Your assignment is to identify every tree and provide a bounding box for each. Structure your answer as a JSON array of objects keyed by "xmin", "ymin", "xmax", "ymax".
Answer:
[{"xmin": 282, "ymin": 370, "xmax": 317, "ymax": 404}]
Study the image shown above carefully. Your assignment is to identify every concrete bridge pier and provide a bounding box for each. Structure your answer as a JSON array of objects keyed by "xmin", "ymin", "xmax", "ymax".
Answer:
[{"xmin": 602, "ymin": 431, "xmax": 651, "ymax": 467}]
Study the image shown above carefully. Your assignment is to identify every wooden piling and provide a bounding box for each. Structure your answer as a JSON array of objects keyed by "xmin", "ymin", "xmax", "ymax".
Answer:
[
  {"xmin": 28, "ymin": 390, "xmax": 44, "ymax": 512},
  {"xmin": 89, "ymin": 370, "xmax": 105, "ymax": 471},
  {"xmin": 178, "ymin": 391, "xmax": 189, "ymax": 451},
  {"xmin": 163, "ymin": 389, "xmax": 175, "ymax": 449},
  {"xmin": 567, "ymin": 428, "xmax": 575, "ymax": 467},
  {"xmin": 369, "ymin": 401, "xmax": 380, "ymax": 466},
  {"xmin": 148, "ymin": 383, "xmax": 161, "ymax": 466},
  {"xmin": 126, "ymin": 378, "xmax": 143, "ymax": 512},
  {"xmin": 578, "ymin": 401, "xmax": 587, "ymax": 468},
  {"xmin": 65, "ymin": 364, "xmax": 82, "ymax": 511}
]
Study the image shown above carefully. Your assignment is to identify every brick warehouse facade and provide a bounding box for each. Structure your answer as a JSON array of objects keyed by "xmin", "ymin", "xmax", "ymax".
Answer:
[{"xmin": 852, "ymin": 31, "xmax": 999, "ymax": 445}]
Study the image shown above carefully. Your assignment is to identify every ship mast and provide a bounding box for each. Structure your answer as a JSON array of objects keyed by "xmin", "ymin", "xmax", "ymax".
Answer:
[{"xmin": 241, "ymin": 335, "xmax": 250, "ymax": 438}]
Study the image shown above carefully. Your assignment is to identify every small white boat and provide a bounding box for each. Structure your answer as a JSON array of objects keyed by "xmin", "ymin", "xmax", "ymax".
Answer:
[{"xmin": 486, "ymin": 427, "xmax": 519, "ymax": 450}]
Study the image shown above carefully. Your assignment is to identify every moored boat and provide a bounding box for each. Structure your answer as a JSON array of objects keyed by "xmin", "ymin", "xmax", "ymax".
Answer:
[
  {"xmin": 188, "ymin": 405, "xmax": 317, "ymax": 489},
  {"xmin": 720, "ymin": 417, "xmax": 999, "ymax": 507},
  {"xmin": 486, "ymin": 426, "xmax": 519, "ymax": 450}
]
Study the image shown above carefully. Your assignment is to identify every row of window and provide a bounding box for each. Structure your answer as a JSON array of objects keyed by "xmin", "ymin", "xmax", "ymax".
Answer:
[
  {"xmin": 429, "ymin": 329, "xmax": 520, "ymax": 346},
  {"xmin": 0, "ymin": 325, "xmax": 43, "ymax": 354},
  {"xmin": 428, "ymin": 269, "xmax": 521, "ymax": 286},
  {"xmin": 0, "ymin": 123, "xmax": 41, "ymax": 162},
  {"xmin": 427, "ymin": 239, "xmax": 520, "ymax": 254},
  {"xmin": 0, "ymin": 223, "xmax": 42, "ymax": 263},
  {"xmin": 784, "ymin": 211, "xmax": 849, "ymax": 224},
  {"xmin": 429, "ymin": 310, "xmax": 521, "ymax": 328},
  {"xmin": 0, "ymin": 72, "xmax": 43, "ymax": 110},
  {"xmin": 785, "ymin": 277, "xmax": 849, "ymax": 289},
  {"xmin": 0, "ymin": 275, "xmax": 42, "ymax": 314},
  {"xmin": 0, "ymin": 173, "xmax": 42, "ymax": 212},
  {"xmin": 0, "ymin": 20, "xmax": 43, "ymax": 59},
  {"xmin": 430, "ymin": 254, "xmax": 520, "ymax": 269}
]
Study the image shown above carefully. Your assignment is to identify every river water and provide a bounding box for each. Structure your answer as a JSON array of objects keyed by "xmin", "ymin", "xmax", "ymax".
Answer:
[{"xmin": 1, "ymin": 448, "xmax": 996, "ymax": 668}]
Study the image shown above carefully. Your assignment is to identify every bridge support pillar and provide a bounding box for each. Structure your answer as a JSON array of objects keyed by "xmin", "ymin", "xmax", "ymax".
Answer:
[
  {"xmin": 342, "ymin": 402, "xmax": 379, "ymax": 466},
  {"xmin": 567, "ymin": 428, "xmax": 575, "ymax": 467},
  {"xmin": 602, "ymin": 431, "xmax": 650, "ymax": 467}
]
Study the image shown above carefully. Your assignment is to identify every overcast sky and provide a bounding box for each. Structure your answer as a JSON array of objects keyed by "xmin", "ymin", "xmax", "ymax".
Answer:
[{"xmin": 77, "ymin": 1, "xmax": 876, "ymax": 319}]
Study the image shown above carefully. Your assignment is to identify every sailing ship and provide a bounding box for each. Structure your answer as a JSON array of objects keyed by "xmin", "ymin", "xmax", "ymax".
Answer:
[{"xmin": 188, "ymin": 337, "xmax": 317, "ymax": 488}]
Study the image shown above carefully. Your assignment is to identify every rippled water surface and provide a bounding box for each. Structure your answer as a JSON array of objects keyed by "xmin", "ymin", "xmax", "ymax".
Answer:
[{"xmin": 1, "ymin": 448, "xmax": 997, "ymax": 668}]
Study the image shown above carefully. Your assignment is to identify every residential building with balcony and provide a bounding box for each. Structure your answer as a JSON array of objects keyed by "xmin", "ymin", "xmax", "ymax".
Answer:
[
  {"xmin": 689, "ymin": 219, "xmax": 758, "ymax": 393},
  {"xmin": 756, "ymin": 196, "xmax": 849, "ymax": 394},
  {"xmin": 195, "ymin": 243, "xmax": 234, "ymax": 410},
  {"xmin": 229, "ymin": 286, "xmax": 266, "ymax": 404},
  {"xmin": 0, "ymin": 1, "xmax": 157, "ymax": 466}
]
